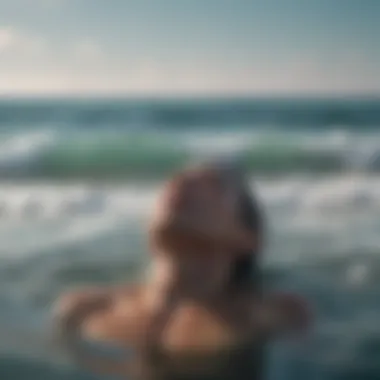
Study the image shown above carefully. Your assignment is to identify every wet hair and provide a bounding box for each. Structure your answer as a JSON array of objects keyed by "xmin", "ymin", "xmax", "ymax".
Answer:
[
  {"xmin": 229, "ymin": 180, "xmax": 264, "ymax": 293},
  {"xmin": 231, "ymin": 182, "xmax": 267, "ymax": 380},
  {"xmin": 164, "ymin": 159, "xmax": 264, "ymax": 292},
  {"xmin": 195, "ymin": 159, "xmax": 264, "ymax": 292}
]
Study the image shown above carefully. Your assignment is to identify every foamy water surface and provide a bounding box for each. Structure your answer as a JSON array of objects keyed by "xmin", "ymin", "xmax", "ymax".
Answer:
[{"xmin": 1, "ymin": 98, "xmax": 380, "ymax": 379}]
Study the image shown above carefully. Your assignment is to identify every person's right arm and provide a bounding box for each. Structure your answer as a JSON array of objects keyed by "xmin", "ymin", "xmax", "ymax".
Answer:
[{"xmin": 52, "ymin": 288, "xmax": 133, "ymax": 377}]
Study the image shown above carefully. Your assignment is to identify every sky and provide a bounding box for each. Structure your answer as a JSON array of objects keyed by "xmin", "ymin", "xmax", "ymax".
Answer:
[{"xmin": 0, "ymin": 0, "xmax": 379, "ymax": 96}]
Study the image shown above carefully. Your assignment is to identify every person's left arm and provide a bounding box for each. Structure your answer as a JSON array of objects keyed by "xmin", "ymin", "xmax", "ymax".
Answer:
[{"xmin": 251, "ymin": 292, "xmax": 312, "ymax": 339}]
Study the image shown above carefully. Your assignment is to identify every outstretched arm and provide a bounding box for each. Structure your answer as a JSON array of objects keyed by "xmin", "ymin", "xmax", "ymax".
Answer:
[
  {"xmin": 52, "ymin": 288, "xmax": 133, "ymax": 377},
  {"xmin": 253, "ymin": 292, "xmax": 312, "ymax": 339}
]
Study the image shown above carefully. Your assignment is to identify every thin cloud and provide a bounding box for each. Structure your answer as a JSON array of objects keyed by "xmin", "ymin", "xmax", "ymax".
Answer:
[
  {"xmin": 0, "ymin": 28, "xmax": 15, "ymax": 52},
  {"xmin": 0, "ymin": 27, "xmax": 46, "ymax": 55}
]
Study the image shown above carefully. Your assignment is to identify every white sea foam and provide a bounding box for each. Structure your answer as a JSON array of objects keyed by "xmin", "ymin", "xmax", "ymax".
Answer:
[
  {"xmin": 0, "ymin": 174, "xmax": 376, "ymax": 260},
  {"xmin": 0, "ymin": 174, "xmax": 378, "ymax": 222},
  {"xmin": 0, "ymin": 130, "xmax": 56, "ymax": 167}
]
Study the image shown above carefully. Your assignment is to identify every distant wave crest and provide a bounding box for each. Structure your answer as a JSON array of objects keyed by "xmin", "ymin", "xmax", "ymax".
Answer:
[{"xmin": 0, "ymin": 129, "xmax": 379, "ymax": 179}]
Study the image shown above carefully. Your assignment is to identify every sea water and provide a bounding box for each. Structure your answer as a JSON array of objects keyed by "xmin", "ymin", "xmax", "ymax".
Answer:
[{"xmin": 0, "ymin": 97, "xmax": 379, "ymax": 379}]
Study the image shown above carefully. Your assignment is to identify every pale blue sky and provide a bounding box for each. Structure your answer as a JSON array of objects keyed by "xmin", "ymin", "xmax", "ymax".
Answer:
[{"xmin": 0, "ymin": 0, "xmax": 379, "ymax": 95}]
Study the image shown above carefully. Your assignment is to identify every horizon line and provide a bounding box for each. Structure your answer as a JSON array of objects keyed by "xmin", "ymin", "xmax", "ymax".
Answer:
[{"xmin": 0, "ymin": 92, "xmax": 380, "ymax": 101}]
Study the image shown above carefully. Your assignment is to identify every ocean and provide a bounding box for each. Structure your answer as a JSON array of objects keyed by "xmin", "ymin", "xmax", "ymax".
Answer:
[{"xmin": 0, "ymin": 97, "xmax": 379, "ymax": 380}]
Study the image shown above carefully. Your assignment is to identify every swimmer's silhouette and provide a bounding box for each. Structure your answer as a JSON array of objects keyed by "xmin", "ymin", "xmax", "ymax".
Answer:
[{"xmin": 53, "ymin": 162, "xmax": 311, "ymax": 380}]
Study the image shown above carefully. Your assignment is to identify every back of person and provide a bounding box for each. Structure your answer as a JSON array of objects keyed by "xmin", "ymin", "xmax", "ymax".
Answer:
[
  {"xmin": 54, "ymin": 163, "xmax": 310, "ymax": 380},
  {"xmin": 79, "ymin": 287, "xmax": 265, "ymax": 380}
]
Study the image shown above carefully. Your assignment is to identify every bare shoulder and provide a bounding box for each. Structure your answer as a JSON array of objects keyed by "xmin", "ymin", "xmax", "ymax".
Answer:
[
  {"xmin": 73, "ymin": 284, "xmax": 147, "ymax": 345},
  {"xmin": 52, "ymin": 284, "xmax": 141, "ymax": 325}
]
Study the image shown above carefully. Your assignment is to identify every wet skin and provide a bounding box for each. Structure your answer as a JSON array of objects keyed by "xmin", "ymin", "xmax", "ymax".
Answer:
[{"xmin": 53, "ymin": 166, "xmax": 311, "ymax": 380}]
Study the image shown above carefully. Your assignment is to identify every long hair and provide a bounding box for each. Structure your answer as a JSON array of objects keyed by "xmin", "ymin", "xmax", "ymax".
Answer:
[
  {"xmin": 229, "ymin": 181, "xmax": 264, "ymax": 293},
  {"xmin": 228, "ymin": 179, "xmax": 267, "ymax": 379}
]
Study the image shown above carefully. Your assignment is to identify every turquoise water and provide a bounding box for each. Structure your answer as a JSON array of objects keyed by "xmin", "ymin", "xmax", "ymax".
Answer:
[
  {"xmin": 0, "ymin": 98, "xmax": 379, "ymax": 379},
  {"xmin": 0, "ymin": 97, "xmax": 379, "ymax": 179}
]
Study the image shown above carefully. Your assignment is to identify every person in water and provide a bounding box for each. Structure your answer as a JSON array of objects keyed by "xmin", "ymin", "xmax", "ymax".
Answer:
[{"xmin": 53, "ymin": 162, "xmax": 311, "ymax": 380}]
